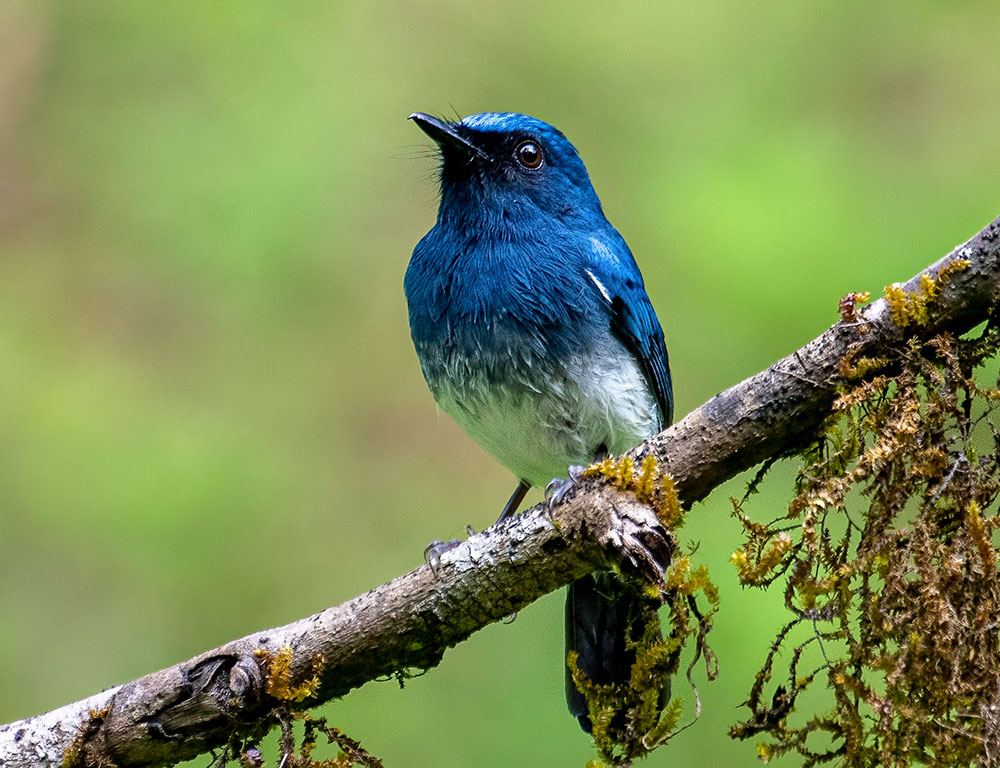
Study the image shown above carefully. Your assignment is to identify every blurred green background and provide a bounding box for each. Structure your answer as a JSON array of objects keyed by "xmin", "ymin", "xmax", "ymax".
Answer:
[{"xmin": 1, "ymin": 2, "xmax": 998, "ymax": 766}]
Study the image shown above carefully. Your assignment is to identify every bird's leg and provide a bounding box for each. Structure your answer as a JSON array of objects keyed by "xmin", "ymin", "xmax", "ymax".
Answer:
[
  {"xmin": 493, "ymin": 480, "xmax": 530, "ymax": 625},
  {"xmin": 495, "ymin": 479, "xmax": 531, "ymax": 525},
  {"xmin": 427, "ymin": 480, "xmax": 529, "ymax": 573},
  {"xmin": 545, "ymin": 444, "xmax": 608, "ymax": 511}
]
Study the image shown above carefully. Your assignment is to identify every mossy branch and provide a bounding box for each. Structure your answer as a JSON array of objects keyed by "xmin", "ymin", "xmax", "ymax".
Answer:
[{"xmin": 1, "ymin": 214, "xmax": 999, "ymax": 768}]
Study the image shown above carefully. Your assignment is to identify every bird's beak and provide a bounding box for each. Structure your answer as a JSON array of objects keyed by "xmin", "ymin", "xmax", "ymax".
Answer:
[{"xmin": 409, "ymin": 112, "xmax": 486, "ymax": 159}]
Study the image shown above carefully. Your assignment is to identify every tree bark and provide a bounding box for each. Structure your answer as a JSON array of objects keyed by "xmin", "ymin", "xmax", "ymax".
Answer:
[{"xmin": 2, "ymin": 214, "xmax": 998, "ymax": 768}]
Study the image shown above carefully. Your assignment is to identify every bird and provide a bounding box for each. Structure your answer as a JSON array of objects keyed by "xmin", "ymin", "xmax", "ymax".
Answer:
[{"xmin": 404, "ymin": 111, "xmax": 673, "ymax": 732}]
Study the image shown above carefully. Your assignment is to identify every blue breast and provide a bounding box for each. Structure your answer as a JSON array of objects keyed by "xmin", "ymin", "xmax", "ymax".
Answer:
[{"xmin": 405, "ymin": 228, "xmax": 661, "ymax": 487}]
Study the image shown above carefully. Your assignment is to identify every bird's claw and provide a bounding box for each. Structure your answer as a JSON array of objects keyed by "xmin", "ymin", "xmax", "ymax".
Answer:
[
  {"xmin": 544, "ymin": 465, "xmax": 587, "ymax": 513},
  {"xmin": 544, "ymin": 478, "xmax": 573, "ymax": 511},
  {"xmin": 424, "ymin": 538, "xmax": 462, "ymax": 572}
]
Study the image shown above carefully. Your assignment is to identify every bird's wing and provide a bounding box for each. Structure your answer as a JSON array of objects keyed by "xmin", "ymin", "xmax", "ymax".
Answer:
[{"xmin": 584, "ymin": 249, "xmax": 674, "ymax": 427}]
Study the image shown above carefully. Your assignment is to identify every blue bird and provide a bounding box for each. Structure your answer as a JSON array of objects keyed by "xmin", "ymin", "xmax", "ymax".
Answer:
[{"xmin": 405, "ymin": 111, "xmax": 673, "ymax": 732}]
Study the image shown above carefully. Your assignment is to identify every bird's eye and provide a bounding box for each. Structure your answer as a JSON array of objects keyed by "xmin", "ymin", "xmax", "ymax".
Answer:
[{"xmin": 514, "ymin": 140, "xmax": 543, "ymax": 169}]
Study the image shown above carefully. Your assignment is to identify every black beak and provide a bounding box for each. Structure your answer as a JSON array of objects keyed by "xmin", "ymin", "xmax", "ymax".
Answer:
[{"xmin": 409, "ymin": 112, "xmax": 486, "ymax": 159}]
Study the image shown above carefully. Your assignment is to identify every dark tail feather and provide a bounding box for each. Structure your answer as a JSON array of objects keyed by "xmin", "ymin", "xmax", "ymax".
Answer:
[{"xmin": 565, "ymin": 572, "xmax": 668, "ymax": 733}]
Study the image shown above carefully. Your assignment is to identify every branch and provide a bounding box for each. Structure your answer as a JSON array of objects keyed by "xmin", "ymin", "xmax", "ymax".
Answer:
[
  {"xmin": 3, "ymin": 214, "xmax": 999, "ymax": 768},
  {"xmin": 645, "ymin": 215, "xmax": 1000, "ymax": 504}
]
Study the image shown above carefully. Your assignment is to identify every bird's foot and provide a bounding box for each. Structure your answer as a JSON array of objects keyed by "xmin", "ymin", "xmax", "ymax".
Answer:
[
  {"xmin": 544, "ymin": 464, "xmax": 587, "ymax": 513},
  {"xmin": 423, "ymin": 526, "xmax": 477, "ymax": 573},
  {"xmin": 424, "ymin": 538, "xmax": 462, "ymax": 572}
]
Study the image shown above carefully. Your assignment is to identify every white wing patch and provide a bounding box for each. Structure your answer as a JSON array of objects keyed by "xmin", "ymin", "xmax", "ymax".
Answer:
[
  {"xmin": 585, "ymin": 269, "xmax": 613, "ymax": 304},
  {"xmin": 589, "ymin": 236, "xmax": 619, "ymax": 267}
]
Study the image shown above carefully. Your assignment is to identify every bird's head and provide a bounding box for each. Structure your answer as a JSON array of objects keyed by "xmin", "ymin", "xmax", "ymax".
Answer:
[{"xmin": 409, "ymin": 111, "xmax": 604, "ymax": 228}]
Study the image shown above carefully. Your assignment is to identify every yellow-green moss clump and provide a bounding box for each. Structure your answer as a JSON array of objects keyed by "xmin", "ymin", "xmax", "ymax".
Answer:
[
  {"xmin": 884, "ymin": 257, "xmax": 970, "ymax": 328},
  {"xmin": 255, "ymin": 713, "xmax": 384, "ymax": 768},
  {"xmin": 568, "ymin": 557, "xmax": 719, "ymax": 768},
  {"xmin": 573, "ymin": 456, "xmax": 717, "ymax": 767},
  {"xmin": 729, "ymin": 317, "xmax": 1000, "ymax": 766},
  {"xmin": 224, "ymin": 653, "xmax": 380, "ymax": 767},
  {"xmin": 583, "ymin": 454, "xmax": 684, "ymax": 530},
  {"xmin": 254, "ymin": 645, "xmax": 326, "ymax": 703}
]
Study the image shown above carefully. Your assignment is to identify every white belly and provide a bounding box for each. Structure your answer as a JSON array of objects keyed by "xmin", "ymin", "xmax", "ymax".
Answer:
[{"xmin": 431, "ymin": 345, "xmax": 660, "ymax": 488}]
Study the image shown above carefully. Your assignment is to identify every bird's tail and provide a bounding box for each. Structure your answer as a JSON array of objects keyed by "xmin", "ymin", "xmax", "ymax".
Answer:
[{"xmin": 564, "ymin": 572, "xmax": 669, "ymax": 733}]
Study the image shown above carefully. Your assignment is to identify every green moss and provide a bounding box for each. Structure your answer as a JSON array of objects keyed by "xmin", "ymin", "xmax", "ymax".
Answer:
[
  {"xmin": 567, "ymin": 552, "xmax": 719, "ymax": 766},
  {"xmin": 884, "ymin": 257, "xmax": 970, "ymax": 328},
  {"xmin": 254, "ymin": 646, "xmax": 326, "ymax": 703},
  {"xmin": 583, "ymin": 454, "xmax": 685, "ymax": 530},
  {"xmin": 224, "ymin": 713, "xmax": 383, "ymax": 768},
  {"xmin": 729, "ymin": 319, "xmax": 1000, "ymax": 766},
  {"xmin": 570, "ymin": 454, "xmax": 717, "ymax": 764}
]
